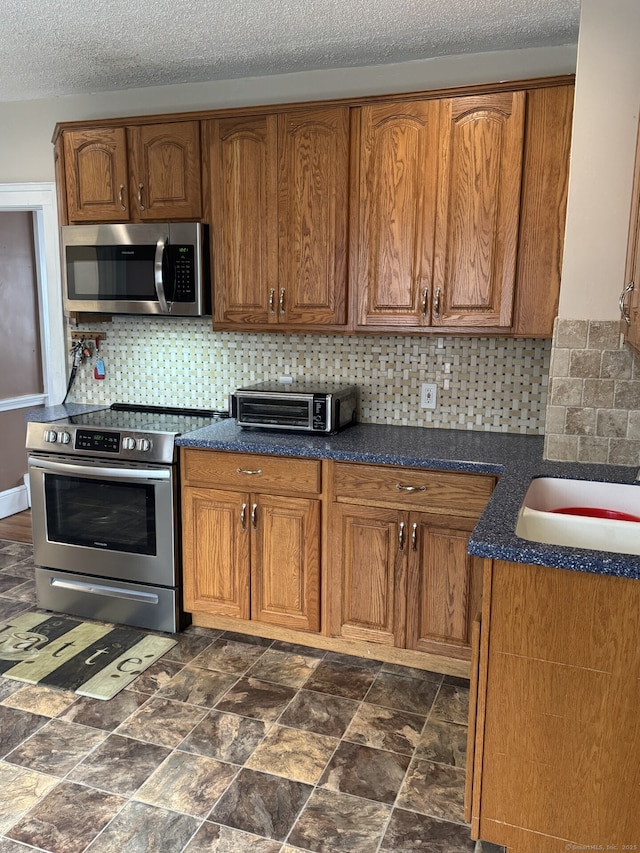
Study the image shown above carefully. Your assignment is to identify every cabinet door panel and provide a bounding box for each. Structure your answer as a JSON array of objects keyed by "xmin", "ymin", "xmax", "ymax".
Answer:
[
  {"xmin": 209, "ymin": 115, "xmax": 278, "ymax": 325},
  {"xmin": 278, "ymin": 107, "xmax": 349, "ymax": 325},
  {"xmin": 63, "ymin": 128, "xmax": 129, "ymax": 222},
  {"xmin": 353, "ymin": 101, "xmax": 440, "ymax": 328},
  {"xmin": 252, "ymin": 495, "xmax": 320, "ymax": 632},
  {"xmin": 406, "ymin": 518, "xmax": 482, "ymax": 658},
  {"xmin": 433, "ymin": 92, "xmax": 525, "ymax": 327},
  {"xmin": 182, "ymin": 487, "xmax": 250, "ymax": 619},
  {"xmin": 129, "ymin": 121, "xmax": 202, "ymax": 220},
  {"xmin": 333, "ymin": 504, "xmax": 405, "ymax": 646}
]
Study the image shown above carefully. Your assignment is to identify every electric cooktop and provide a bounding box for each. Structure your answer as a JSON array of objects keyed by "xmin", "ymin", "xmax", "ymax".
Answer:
[
  {"xmin": 66, "ymin": 403, "xmax": 228, "ymax": 435},
  {"xmin": 26, "ymin": 404, "xmax": 229, "ymax": 464}
]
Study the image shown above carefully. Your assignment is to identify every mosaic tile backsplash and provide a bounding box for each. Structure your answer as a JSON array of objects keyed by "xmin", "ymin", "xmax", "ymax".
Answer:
[{"xmin": 65, "ymin": 318, "xmax": 551, "ymax": 434}]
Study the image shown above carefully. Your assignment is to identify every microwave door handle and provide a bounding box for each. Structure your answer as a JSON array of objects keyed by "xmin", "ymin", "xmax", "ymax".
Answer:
[{"xmin": 154, "ymin": 236, "xmax": 170, "ymax": 314}]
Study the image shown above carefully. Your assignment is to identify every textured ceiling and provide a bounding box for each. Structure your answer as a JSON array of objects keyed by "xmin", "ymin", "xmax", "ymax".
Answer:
[{"xmin": 0, "ymin": 0, "xmax": 580, "ymax": 103}]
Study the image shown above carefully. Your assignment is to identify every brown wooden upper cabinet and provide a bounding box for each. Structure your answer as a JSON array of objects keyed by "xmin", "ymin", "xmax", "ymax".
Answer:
[
  {"xmin": 54, "ymin": 78, "xmax": 573, "ymax": 335},
  {"xmin": 61, "ymin": 121, "xmax": 202, "ymax": 222},
  {"xmin": 352, "ymin": 91, "xmax": 525, "ymax": 331},
  {"xmin": 621, "ymin": 112, "xmax": 640, "ymax": 354},
  {"xmin": 207, "ymin": 106, "xmax": 349, "ymax": 329}
]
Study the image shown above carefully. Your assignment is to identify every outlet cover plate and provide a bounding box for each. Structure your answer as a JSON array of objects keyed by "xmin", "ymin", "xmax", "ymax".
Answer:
[{"xmin": 421, "ymin": 383, "xmax": 437, "ymax": 409}]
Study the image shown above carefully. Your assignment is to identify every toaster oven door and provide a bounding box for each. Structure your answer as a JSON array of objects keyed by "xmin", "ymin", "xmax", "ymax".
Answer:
[{"xmin": 235, "ymin": 393, "xmax": 314, "ymax": 430}]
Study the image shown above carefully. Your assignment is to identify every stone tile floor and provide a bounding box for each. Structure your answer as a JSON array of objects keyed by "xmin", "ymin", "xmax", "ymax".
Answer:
[{"xmin": 0, "ymin": 539, "xmax": 504, "ymax": 853}]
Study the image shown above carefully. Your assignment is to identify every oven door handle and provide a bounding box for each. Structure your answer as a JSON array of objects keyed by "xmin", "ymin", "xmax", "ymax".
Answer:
[{"xmin": 27, "ymin": 456, "xmax": 171, "ymax": 481}]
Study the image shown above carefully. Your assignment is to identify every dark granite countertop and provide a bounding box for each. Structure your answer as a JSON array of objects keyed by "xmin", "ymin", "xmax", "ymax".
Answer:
[{"xmin": 177, "ymin": 420, "xmax": 640, "ymax": 581}]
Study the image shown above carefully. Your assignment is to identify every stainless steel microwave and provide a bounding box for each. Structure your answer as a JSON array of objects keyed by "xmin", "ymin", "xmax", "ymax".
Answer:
[
  {"xmin": 231, "ymin": 381, "xmax": 358, "ymax": 433},
  {"xmin": 62, "ymin": 222, "xmax": 209, "ymax": 316}
]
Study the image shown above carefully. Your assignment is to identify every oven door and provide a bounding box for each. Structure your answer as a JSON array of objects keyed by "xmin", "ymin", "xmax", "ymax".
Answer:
[{"xmin": 27, "ymin": 454, "xmax": 177, "ymax": 588}]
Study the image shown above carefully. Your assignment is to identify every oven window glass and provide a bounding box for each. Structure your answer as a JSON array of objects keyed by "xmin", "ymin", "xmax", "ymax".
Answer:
[{"xmin": 44, "ymin": 473, "xmax": 157, "ymax": 555}]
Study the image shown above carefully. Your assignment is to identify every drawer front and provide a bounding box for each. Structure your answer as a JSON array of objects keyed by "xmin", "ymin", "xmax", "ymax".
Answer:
[
  {"xmin": 181, "ymin": 449, "xmax": 322, "ymax": 494},
  {"xmin": 332, "ymin": 462, "xmax": 494, "ymax": 517}
]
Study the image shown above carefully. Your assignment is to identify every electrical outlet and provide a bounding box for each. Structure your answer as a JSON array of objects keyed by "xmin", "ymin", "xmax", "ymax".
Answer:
[{"xmin": 421, "ymin": 383, "xmax": 437, "ymax": 409}]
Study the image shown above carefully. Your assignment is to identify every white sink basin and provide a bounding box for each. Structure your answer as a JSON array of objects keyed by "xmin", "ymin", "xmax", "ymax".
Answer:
[{"xmin": 515, "ymin": 477, "xmax": 640, "ymax": 555}]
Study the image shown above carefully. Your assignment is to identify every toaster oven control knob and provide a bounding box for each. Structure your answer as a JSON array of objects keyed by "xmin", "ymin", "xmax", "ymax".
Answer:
[
  {"xmin": 44, "ymin": 430, "xmax": 58, "ymax": 443},
  {"xmin": 137, "ymin": 438, "xmax": 152, "ymax": 452},
  {"xmin": 122, "ymin": 437, "xmax": 136, "ymax": 451},
  {"xmin": 59, "ymin": 432, "xmax": 71, "ymax": 444}
]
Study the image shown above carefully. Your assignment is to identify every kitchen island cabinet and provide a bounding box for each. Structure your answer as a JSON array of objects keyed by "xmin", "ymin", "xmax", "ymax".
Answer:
[
  {"xmin": 328, "ymin": 462, "xmax": 493, "ymax": 659},
  {"xmin": 181, "ymin": 449, "xmax": 321, "ymax": 632},
  {"xmin": 466, "ymin": 558, "xmax": 640, "ymax": 851},
  {"xmin": 58, "ymin": 120, "xmax": 202, "ymax": 223}
]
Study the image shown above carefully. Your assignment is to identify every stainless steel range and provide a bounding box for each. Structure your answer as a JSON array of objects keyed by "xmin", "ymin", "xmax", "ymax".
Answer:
[{"xmin": 26, "ymin": 404, "xmax": 226, "ymax": 633}]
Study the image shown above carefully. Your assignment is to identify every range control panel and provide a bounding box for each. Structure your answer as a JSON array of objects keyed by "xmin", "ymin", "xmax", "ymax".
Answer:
[{"xmin": 26, "ymin": 423, "xmax": 175, "ymax": 464}]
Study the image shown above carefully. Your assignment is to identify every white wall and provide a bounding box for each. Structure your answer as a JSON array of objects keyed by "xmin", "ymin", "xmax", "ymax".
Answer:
[
  {"xmin": 0, "ymin": 45, "xmax": 575, "ymax": 184},
  {"xmin": 559, "ymin": 0, "xmax": 640, "ymax": 320}
]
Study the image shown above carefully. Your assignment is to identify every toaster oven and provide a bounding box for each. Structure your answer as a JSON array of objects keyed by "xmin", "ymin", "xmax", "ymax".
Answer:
[{"xmin": 231, "ymin": 381, "xmax": 357, "ymax": 433}]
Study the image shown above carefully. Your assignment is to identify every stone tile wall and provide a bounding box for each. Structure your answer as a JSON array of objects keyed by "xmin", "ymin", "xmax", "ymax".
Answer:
[{"xmin": 544, "ymin": 319, "xmax": 640, "ymax": 465}]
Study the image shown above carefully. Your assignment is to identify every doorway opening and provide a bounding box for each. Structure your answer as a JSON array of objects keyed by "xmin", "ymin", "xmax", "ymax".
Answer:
[{"xmin": 0, "ymin": 183, "xmax": 65, "ymax": 519}]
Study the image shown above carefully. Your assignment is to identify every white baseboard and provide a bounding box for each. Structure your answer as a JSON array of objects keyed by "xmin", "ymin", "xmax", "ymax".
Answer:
[{"xmin": 0, "ymin": 485, "xmax": 29, "ymax": 519}]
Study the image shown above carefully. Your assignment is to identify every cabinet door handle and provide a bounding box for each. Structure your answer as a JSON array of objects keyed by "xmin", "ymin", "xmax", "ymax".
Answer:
[
  {"xmin": 240, "ymin": 502, "xmax": 247, "ymax": 531},
  {"xmin": 269, "ymin": 288, "xmax": 276, "ymax": 314},
  {"xmin": 422, "ymin": 287, "xmax": 429, "ymax": 317},
  {"xmin": 411, "ymin": 522, "xmax": 418, "ymax": 551},
  {"xmin": 251, "ymin": 503, "xmax": 258, "ymax": 529},
  {"xmin": 396, "ymin": 483, "xmax": 427, "ymax": 492},
  {"xmin": 137, "ymin": 183, "xmax": 145, "ymax": 211},
  {"xmin": 118, "ymin": 184, "xmax": 126, "ymax": 211},
  {"xmin": 398, "ymin": 521, "xmax": 406, "ymax": 551},
  {"xmin": 279, "ymin": 288, "xmax": 286, "ymax": 314},
  {"xmin": 237, "ymin": 467, "xmax": 262, "ymax": 476},
  {"xmin": 620, "ymin": 281, "xmax": 634, "ymax": 325},
  {"xmin": 433, "ymin": 287, "xmax": 441, "ymax": 318}
]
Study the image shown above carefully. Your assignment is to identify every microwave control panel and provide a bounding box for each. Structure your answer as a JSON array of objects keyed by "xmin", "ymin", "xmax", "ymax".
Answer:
[{"xmin": 168, "ymin": 245, "xmax": 196, "ymax": 302}]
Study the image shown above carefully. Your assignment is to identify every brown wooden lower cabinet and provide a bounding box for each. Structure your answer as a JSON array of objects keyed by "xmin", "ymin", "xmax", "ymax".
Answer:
[
  {"xmin": 181, "ymin": 450, "xmax": 493, "ymax": 663},
  {"xmin": 328, "ymin": 462, "xmax": 493, "ymax": 659},
  {"xmin": 467, "ymin": 559, "xmax": 640, "ymax": 851},
  {"xmin": 181, "ymin": 450, "xmax": 321, "ymax": 633}
]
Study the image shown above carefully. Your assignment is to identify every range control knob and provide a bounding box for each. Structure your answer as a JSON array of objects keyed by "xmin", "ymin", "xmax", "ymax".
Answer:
[
  {"xmin": 44, "ymin": 430, "xmax": 58, "ymax": 443},
  {"xmin": 122, "ymin": 437, "xmax": 136, "ymax": 451},
  {"xmin": 137, "ymin": 438, "xmax": 152, "ymax": 452},
  {"xmin": 59, "ymin": 432, "xmax": 71, "ymax": 445}
]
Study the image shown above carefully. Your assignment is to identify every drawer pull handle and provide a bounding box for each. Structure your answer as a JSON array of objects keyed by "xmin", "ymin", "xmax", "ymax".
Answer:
[
  {"xmin": 269, "ymin": 288, "xmax": 276, "ymax": 314},
  {"xmin": 251, "ymin": 503, "xmax": 258, "ymax": 529},
  {"xmin": 399, "ymin": 521, "xmax": 406, "ymax": 551},
  {"xmin": 137, "ymin": 183, "xmax": 145, "ymax": 211},
  {"xmin": 396, "ymin": 483, "xmax": 427, "ymax": 492},
  {"xmin": 421, "ymin": 287, "xmax": 429, "ymax": 316},
  {"xmin": 279, "ymin": 288, "xmax": 286, "ymax": 314},
  {"xmin": 237, "ymin": 467, "xmax": 263, "ymax": 476},
  {"xmin": 412, "ymin": 522, "xmax": 418, "ymax": 551},
  {"xmin": 240, "ymin": 502, "xmax": 247, "ymax": 530},
  {"xmin": 118, "ymin": 184, "xmax": 126, "ymax": 211}
]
